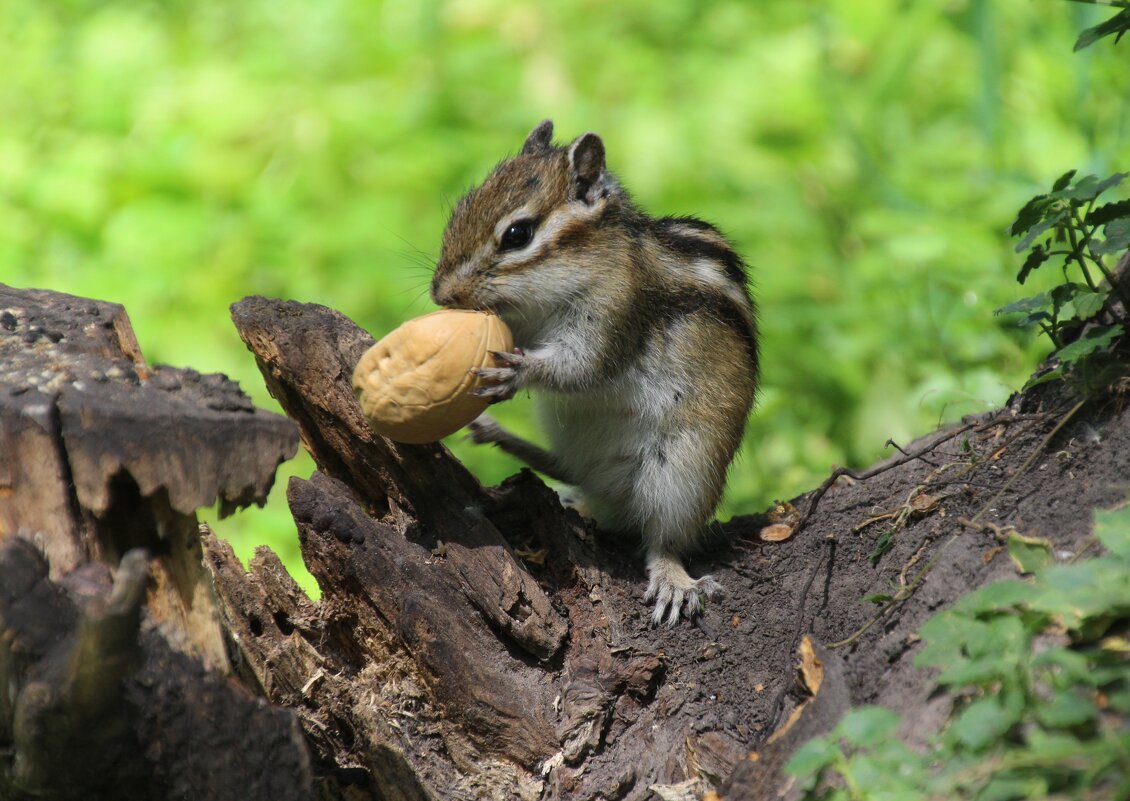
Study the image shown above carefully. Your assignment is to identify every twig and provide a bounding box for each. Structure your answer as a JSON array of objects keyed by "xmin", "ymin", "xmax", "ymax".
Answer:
[
  {"xmin": 794, "ymin": 423, "xmax": 976, "ymax": 533},
  {"xmin": 826, "ymin": 399, "xmax": 1087, "ymax": 650}
]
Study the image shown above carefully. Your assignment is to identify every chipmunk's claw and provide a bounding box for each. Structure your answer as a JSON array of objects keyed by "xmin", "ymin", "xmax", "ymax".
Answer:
[
  {"xmin": 469, "ymin": 348, "xmax": 525, "ymax": 402},
  {"xmin": 645, "ymin": 555, "xmax": 723, "ymax": 627}
]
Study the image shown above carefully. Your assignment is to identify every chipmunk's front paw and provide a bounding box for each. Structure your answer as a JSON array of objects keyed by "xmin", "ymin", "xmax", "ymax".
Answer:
[
  {"xmin": 644, "ymin": 556, "xmax": 723, "ymax": 627},
  {"xmin": 465, "ymin": 413, "xmax": 505, "ymax": 444},
  {"xmin": 470, "ymin": 348, "xmax": 525, "ymax": 402}
]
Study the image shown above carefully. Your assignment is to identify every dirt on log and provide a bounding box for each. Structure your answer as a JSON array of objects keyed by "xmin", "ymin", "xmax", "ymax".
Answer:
[{"xmin": 2, "ymin": 283, "xmax": 1129, "ymax": 800}]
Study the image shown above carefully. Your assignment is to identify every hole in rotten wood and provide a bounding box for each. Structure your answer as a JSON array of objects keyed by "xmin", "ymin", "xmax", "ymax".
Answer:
[
  {"xmin": 248, "ymin": 613, "xmax": 264, "ymax": 636},
  {"xmin": 332, "ymin": 713, "xmax": 356, "ymax": 749},
  {"xmin": 334, "ymin": 767, "xmax": 369, "ymax": 786},
  {"xmin": 96, "ymin": 471, "xmax": 173, "ymax": 561},
  {"xmin": 273, "ymin": 609, "xmax": 295, "ymax": 635},
  {"xmin": 507, "ymin": 590, "xmax": 533, "ymax": 622}
]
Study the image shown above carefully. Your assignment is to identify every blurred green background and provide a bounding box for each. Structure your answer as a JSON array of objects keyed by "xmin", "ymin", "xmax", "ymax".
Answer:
[{"xmin": 3, "ymin": 1, "xmax": 1128, "ymax": 595}]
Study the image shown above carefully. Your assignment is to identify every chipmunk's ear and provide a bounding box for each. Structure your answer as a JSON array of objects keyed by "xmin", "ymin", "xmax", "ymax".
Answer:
[
  {"xmin": 568, "ymin": 132, "xmax": 606, "ymax": 205},
  {"xmin": 520, "ymin": 120, "xmax": 554, "ymax": 155}
]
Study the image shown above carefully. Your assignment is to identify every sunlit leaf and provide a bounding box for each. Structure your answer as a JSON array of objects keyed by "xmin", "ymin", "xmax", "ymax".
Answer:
[
  {"xmin": 950, "ymin": 696, "xmax": 1016, "ymax": 751},
  {"xmin": 785, "ymin": 737, "xmax": 840, "ymax": 780},
  {"xmin": 951, "ymin": 580, "xmax": 1039, "ymax": 614},
  {"xmin": 1007, "ymin": 531, "xmax": 1054, "ymax": 574},
  {"xmin": 837, "ymin": 707, "xmax": 902, "ymax": 748},
  {"xmin": 1093, "ymin": 504, "xmax": 1130, "ymax": 561}
]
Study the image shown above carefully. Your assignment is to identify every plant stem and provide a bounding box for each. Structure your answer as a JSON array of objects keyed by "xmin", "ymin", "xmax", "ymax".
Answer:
[
  {"xmin": 1082, "ymin": 225, "xmax": 1130, "ymax": 314},
  {"xmin": 1039, "ymin": 322, "xmax": 1062, "ymax": 348},
  {"xmin": 1065, "ymin": 214, "xmax": 1100, "ymax": 291}
]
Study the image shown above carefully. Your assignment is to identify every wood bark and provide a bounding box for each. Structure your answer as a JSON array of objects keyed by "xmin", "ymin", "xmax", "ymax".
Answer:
[
  {"xmin": 3, "ymin": 284, "xmax": 1128, "ymax": 800},
  {"xmin": 0, "ymin": 284, "xmax": 307, "ymax": 800}
]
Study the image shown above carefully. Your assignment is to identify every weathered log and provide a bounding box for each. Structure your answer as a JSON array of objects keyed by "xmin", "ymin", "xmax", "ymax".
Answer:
[
  {"xmin": 217, "ymin": 295, "xmax": 1129, "ymax": 800},
  {"xmin": 0, "ymin": 284, "xmax": 309, "ymax": 799},
  {"xmin": 231, "ymin": 297, "xmax": 569, "ymax": 661},
  {"xmin": 0, "ymin": 537, "xmax": 313, "ymax": 800}
]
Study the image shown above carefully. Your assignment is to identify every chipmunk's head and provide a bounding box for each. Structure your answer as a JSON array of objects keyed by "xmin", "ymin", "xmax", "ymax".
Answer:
[{"xmin": 431, "ymin": 120, "xmax": 625, "ymax": 315}]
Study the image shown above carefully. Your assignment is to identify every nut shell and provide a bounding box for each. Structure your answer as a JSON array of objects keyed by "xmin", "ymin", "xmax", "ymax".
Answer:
[{"xmin": 352, "ymin": 310, "xmax": 513, "ymax": 444}]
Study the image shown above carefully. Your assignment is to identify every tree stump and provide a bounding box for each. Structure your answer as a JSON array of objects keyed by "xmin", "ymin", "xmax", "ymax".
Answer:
[
  {"xmin": 0, "ymin": 284, "xmax": 306, "ymax": 800},
  {"xmin": 3, "ymin": 284, "xmax": 1128, "ymax": 800}
]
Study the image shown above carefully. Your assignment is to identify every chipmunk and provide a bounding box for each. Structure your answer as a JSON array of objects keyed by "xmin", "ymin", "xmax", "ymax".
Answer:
[{"xmin": 430, "ymin": 120, "xmax": 758, "ymax": 626}]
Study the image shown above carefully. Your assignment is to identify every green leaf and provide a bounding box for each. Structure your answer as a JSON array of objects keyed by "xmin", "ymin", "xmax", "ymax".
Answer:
[
  {"xmin": 1074, "ymin": 9, "xmax": 1130, "ymax": 51},
  {"xmin": 1024, "ymin": 366, "xmax": 1065, "ymax": 389},
  {"xmin": 1015, "ymin": 211, "xmax": 1067, "ymax": 255},
  {"xmin": 952, "ymin": 580, "xmax": 1039, "ymax": 614},
  {"xmin": 865, "ymin": 593, "xmax": 895, "ymax": 604},
  {"xmin": 1013, "ymin": 310, "xmax": 1053, "ymax": 330},
  {"xmin": 869, "ymin": 528, "xmax": 895, "ymax": 565},
  {"xmin": 1056, "ymin": 324, "xmax": 1124, "ymax": 364},
  {"xmin": 949, "ymin": 696, "xmax": 1016, "ymax": 751},
  {"xmin": 1035, "ymin": 690, "xmax": 1098, "ymax": 728},
  {"xmin": 1086, "ymin": 199, "xmax": 1130, "ymax": 227},
  {"xmin": 1023, "ymin": 729, "xmax": 1088, "ymax": 761},
  {"xmin": 935, "ymin": 656, "xmax": 1010, "ymax": 688},
  {"xmin": 1093, "ymin": 504, "xmax": 1130, "ymax": 561},
  {"xmin": 995, "ymin": 293, "xmax": 1051, "ymax": 316},
  {"xmin": 976, "ymin": 776, "xmax": 1048, "ymax": 801},
  {"xmin": 1051, "ymin": 172, "xmax": 1128, "ymax": 202},
  {"xmin": 1106, "ymin": 687, "xmax": 1130, "ymax": 712},
  {"xmin": 1009, "ymin": 193, "xmax": 1054, "ymax": 236},
  {"xmin": 1072, "ymin": 289, "xmax": 1109, "ymax": 320},
  {"xmin": 1007, "ymin": 531, "xmax": 1054, "ymax": 574},
  {"xmin": 957, "ymin": 618, "xmax": 995, "ymax": 658},
  {"xmin": 1095, "ymin": 217, "xmax": 1130, "ymax": 255},
  {"xmin": 986, "ymin": 615, "xmax": 1030, "ymax": 660},
  {"xmin": 1030, "ymin": 559, "xmax": 1130, "ymax": 631},
  {"xmin": 1050, "ymin": 281, "xmax": 1084, "ymax": 309},
  {"xmin": 915, "ymin": 611, "xmax": 968, "ymax": 670},
  {"xmin": 1016, "ymin": 245, "xmax": 1051, "ymax": 285},
  {"xmin": 1033, "ymin": 647, "xmax": 1093, "ymax": 684},
  {"xmin": 1052, "ymin": 170, "xmax": 1077, "ymax": 192},
  {"xmin": 836, "ymin": 707, "xmax": 902, "ymax": 748},
  {"xmin": 785, "ymin": 736, "xmax": 840, "ymax": 779}
]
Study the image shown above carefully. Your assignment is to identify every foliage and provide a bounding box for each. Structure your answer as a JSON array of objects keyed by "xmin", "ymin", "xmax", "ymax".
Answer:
[
  {"xmin": 3, "ymin": 1, "xmax": 1130, "ymax": 591},
  {"xmin": 997, "ymin": 168, "xmax": 1130, "ymax": 386},
  {"xmin": 787, "ymin": 503, "xmax": 1130, "ymax": 801},
  {"xmin": 1070, "ymin": 0, "xmax": 1130, "ymax": 50}
]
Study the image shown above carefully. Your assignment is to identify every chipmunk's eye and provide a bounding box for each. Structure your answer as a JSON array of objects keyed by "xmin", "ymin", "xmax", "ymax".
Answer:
[{"xmin": 499, "ymin": 219, "xmax": 535, "ymax": 251}]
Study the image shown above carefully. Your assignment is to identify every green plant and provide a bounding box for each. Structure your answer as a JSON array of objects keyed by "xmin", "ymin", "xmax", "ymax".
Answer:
[
  {"xmin": 787, "ymin": 503, "xmax": 1130, "ymax": 801},
  {"xmin": 1070, "ymin": 0, "xmax": 1130, "ymax": 51},
  {"xmin": 996, "ymin": 169, "xmax": 1130, "ymax": 386}
]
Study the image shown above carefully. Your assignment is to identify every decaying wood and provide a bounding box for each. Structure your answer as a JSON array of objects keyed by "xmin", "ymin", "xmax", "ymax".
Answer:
[
  {"xmin": 0, "ymin": 284, "xmax": 306, "ymax": 799},
  {"xmin": 231, "ymin": 297, "xmax": 569, "ymax": 661},
  {"xmin": 216, "ymin": 295, "xmax": 1130, "ymax": 800},
  {"xmin": 4, "ymin": 284, "xmax": 1129, "ymax": 800}
]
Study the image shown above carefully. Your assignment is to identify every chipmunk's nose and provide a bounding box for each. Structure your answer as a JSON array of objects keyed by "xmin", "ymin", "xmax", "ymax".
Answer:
[
  {"xmin": 430, "ymin": 273, "xmax": 452, "ymax": 306},
  {"xmin": 430, "ymin": 274, "xmax": 466, "ymax": 309}
]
